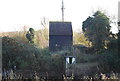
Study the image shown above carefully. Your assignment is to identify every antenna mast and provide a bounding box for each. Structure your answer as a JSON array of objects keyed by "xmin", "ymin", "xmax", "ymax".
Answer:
[{"xmin": 61, "ymin": 0, "xmax": 65, "ymax": 21}]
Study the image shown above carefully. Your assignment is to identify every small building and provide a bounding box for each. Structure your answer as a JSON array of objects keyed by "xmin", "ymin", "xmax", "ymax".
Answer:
[{"xmin": 49, "ymin": 21, "xmax": 73, "ymax": 51}]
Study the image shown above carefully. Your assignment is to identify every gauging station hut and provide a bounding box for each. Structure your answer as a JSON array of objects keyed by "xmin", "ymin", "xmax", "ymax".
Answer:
[{"xmin": 49, "ymin": 21, "xmax": 73, "ymax": 51}]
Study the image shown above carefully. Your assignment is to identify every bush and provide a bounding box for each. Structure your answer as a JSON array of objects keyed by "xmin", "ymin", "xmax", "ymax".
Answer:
[
  {"xmin": 2, "ymin": 36, "xmax": 66, "ymax": 77},
  {"xmin": 2, "ymin": 36, "xmax": 39, "ymax": 70},
  {"xmin": 98, "ymin": 50, "xmax": 120, "ymax": 72}
]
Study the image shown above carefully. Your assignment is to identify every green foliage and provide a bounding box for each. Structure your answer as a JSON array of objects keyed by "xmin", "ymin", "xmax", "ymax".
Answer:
[
  {"xmin": 2, "ymin": 36, "xmax": 38, "ymax": 70},
  {"xmin": 2, "ymin": 36, "xmax": 65, "ymax": 76},
  {"xmin": 98, "ymin": 50, "xmax": 120, "ymax": 72},
  {"xmin": 118, "ymin": 21, "xmax": 120, "ymax": 26},
  {"xmin": 117, "ymin": 30, "xmax": 120, "ymax": 52},
  {"xmin": 26, "ymin": 28, "xmax": 35, "ymax": 44},
  {"xmin": 82, "ymin": 11, "xmax": 111, "ymax": 50},
  {"xmin": 73, "ymin": 32, "xmax": 91, "ymax": 47},
  {"xmin": 51, "ymin": 54, "xmax": 65, "ymax": 72},
  {"xmin": 107, "ymin": 35, "xmax": 118, "ymax": 50}
]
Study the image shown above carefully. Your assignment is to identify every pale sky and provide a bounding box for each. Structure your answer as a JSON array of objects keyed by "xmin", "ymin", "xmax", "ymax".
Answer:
[{"xmin": 0, "ymin": 0, "xmax": 119, "ymax": 33}]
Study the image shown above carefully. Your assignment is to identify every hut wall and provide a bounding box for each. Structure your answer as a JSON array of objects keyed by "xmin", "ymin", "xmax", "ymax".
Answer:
[
  {"xmin": 49, "ymin": 35, "xmax": 73, "ymax": 51},
  {"xmin": 49, "ymin": 22, "xmax": 73, "ymax": 51}
]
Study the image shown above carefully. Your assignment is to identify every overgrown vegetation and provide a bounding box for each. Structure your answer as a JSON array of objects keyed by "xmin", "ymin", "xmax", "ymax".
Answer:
[
  {"xmin": 81, "ymin": 10, "xmax": 120, "ymax": 73},
  {"xmin": 82, "ymin": 11, "xmax": 111, "ymax": 51},
  {"xmin": 2, "ymin": 36, "xmax": 65, "ymax": 78},
  {"xmin": 1, "ymin": 11, "xmax": 120, "ymax": 79}
]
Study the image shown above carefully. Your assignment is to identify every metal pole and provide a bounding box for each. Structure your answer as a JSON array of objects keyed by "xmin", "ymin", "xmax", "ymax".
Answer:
[{"xmin": 61, "ymin": 0, "xmax": 65, "ymax": 21}]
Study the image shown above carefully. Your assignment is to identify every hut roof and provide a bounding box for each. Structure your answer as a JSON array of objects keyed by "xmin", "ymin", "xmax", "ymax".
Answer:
[{"xmin": 49, "ymin": 21, "xmax": 73, "ymax": 36}]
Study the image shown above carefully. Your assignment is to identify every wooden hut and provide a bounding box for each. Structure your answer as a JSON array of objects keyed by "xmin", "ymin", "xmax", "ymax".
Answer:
[{"xmin": 49, "ymin": 21, "xmax": 73, "ymax": 51}]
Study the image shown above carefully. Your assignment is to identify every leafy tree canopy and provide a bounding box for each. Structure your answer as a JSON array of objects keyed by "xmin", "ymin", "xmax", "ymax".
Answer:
[
  {"xmin": 82, "ymin": 11, "xmax": 111, "ymax": 50},
  {"xmin": 26, "ymin": 28, "xmax": 35, "ymax": 44}
]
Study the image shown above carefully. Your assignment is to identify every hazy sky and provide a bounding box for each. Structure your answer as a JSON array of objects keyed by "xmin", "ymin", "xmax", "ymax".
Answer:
[{"xmin": 0, "ymin": 0, "xmax": 119, "ymax": 32}]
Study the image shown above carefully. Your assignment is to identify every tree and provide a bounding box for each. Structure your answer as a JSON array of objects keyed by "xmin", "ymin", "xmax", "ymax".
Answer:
[
  {"xmin": 35, "ymin": 17, "xmax": 49, "ymax": 48},
  {"xmin": 82, "ymin": 11, "xmax": 111, "ymax": 51},
  {"xmin": 2, "ymin": 36, "xmax": 39, "ymax": 70},
  {"xmin": 73, "ymin": 31, "xmax": 91, "ymax": 47},
  {"xmin": 26, "ymin": 28, "xmax": 35, "ymax": 44}
]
